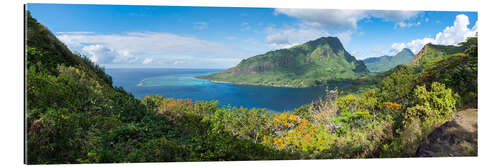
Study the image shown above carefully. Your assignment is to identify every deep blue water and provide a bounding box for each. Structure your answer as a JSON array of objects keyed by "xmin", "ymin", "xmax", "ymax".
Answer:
[{"xmin": 105, "ymin": 68, "xmax": 343, "ymax": 112}]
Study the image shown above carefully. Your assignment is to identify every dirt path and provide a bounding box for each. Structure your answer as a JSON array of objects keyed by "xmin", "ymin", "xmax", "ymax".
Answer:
[{"xmin": 416, "ymin": 108, "xmax": 478, "ymax": 157}]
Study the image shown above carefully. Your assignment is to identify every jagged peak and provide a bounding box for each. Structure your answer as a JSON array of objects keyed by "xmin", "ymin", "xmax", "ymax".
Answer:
[{"xmin": 303, "ymin": 36, "xmax": 344, "ymax": 51}]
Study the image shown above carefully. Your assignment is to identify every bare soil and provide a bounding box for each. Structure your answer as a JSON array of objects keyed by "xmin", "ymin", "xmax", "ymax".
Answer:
[{"xmin": 416, "ymin": 108, "xmax": 478, "ymax": 157}]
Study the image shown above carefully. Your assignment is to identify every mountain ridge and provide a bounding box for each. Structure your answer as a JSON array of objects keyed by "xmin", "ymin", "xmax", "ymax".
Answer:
[
  {"xmin": 410, "ymin": 43, "xmax": 466, "ymax": 68},
  {"xmin": 363, "ymin": 48, "xmax": 415, "ymax": 73},
  {"xmin": 198, "ymin": 36, "xmax": 368, "ymax": 87}
]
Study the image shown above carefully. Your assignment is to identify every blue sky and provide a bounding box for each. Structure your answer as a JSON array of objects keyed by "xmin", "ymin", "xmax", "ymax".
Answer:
[{"xmin": 27, "ymin": 4, "xmax": 478, "ymax": 68}]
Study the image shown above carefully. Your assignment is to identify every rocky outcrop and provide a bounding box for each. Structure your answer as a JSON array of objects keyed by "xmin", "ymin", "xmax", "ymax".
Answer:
[{"xmin": 416, "ymin": 109, "xmax": 478, "ymax": 157}]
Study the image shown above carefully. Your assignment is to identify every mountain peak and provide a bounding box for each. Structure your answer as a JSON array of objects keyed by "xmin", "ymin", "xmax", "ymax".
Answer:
[
  {"xmin": 363, "ymin": 48, "xmax": 416, "ymax": 73},
  {"xmin": 303, "ymin": 36, "xmax": 344, "ymax": 51},
  {"xmin": 199, "ymin": 36, "xmax": 367, "ymax": 87},
  {"xmin": 401, "ymin": 48, "xmax": 413, "ymax": 54},
  {"xmin": 410, "ymin": 43, "xmax": 466, "ymax": 67}
]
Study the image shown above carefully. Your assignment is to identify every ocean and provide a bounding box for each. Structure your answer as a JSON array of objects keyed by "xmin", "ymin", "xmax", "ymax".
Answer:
[{"xmin": 105, "ymin": 68, "xmax": 338, "ymax": 112}]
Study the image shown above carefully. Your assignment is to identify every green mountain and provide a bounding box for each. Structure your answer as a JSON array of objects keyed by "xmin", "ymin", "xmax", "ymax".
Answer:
[
  {"xmin": 363, "ymin": 48, "xmax": 415, "ymax": 73},
  {"xmin": 344, "ymin": 41, "xmax": 473, "ymax": 96},
  {"xmin": 25, "ymin": 10, "xmax": 478, "ymax": 163},
  {"xmin": 198, "ymin": 37, "xmax": 368, "ymax": 87},
  {"xmin": 410, "ymin": 43, "xmax": 466, "ymax": 69},
  {"xmin": 26, "ymin": 12, "xmax": 288, "ymax": 164}
]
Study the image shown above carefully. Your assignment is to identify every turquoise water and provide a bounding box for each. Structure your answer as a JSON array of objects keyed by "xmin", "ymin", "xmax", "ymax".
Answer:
[{"xmin": 105, "ymin": 68, "xmax": 346, "ymax": 112}]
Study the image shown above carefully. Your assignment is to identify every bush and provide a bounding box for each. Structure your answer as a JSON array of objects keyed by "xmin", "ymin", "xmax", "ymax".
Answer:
[
  {"xmin": 379, "ymin": 65, "xmax": 417, "ymax": 106},
  {"xmin": 385, "ymin": 82, "xmax": 459, "ymax": 156}
]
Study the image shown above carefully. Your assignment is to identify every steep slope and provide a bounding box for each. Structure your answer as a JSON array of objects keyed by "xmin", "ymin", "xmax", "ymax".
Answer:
[
  {"xmin": 26, "ymin": 12, "xmax": 287, "ymax": 164},
  {"xmin": 26, "ymin": 12, "xmax": 112, "ymax": 85},
  {"xmin": 198, "ymin": 37, "xmax": 368, "ymax": 87},
  {"xmin": 410, "ymin": 43, "xmax": 466, "ymax": 69},
  {"xmin": 363, "ymin": 48, "xmax": 415, "ymax": 73},
  {"xmin": 344, "ymin": 40, "xmax": 475, "ymax": 98}
]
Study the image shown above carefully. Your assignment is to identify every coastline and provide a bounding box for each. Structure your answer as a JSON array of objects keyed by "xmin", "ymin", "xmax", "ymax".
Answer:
[
  {"xmin": 194, "ymin": 76, "xmax": 339, "ymax": 89},
  {"xmin": 194, "ymin": 75, "xmax": 305, "ymax": 88}
]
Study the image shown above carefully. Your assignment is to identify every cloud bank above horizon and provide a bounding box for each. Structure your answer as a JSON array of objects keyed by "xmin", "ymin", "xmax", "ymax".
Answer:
[
  {"xmin": 57, "ymin": 32, "xmax": 256, "ymax": 68},
  {"xmin": 391, "ymin": 14, "xmax": 478, "ymax": 54}
]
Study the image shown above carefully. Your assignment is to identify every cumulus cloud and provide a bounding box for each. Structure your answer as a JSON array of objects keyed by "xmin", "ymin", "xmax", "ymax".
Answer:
[
  {"xmin": 57, "ymin": 32, "xmax": 254, "ymax": 68},
  {"xmin": 274, "ymin": 9, "xmax": 420, "ymax": 29},
  {"xmin": 81, "ymin": 45, "xmax": 117, "ymax": 64},
  {"xmin": 265, "ymin": 25, "xmax": 356, "ymax": 50},
  {"xmin": 391, "ymin": 38, "xmax": 434, "ymax": 54},
  {"xmin": 267, "ymin": 9, "xmax": 420, "ymax": 50},
  {"xmin": 391, "ymin": 14, "xmax": 478, "ymax": 54},
  {"xmin": 266, "ymin": 25, "xmax": 331, "ymax": 49},
  {"xmin": 80, "ymin": 44, "xmax": 142, "ymax": 64},
  {"xmin": 274, "ymin": 8, "xmax": 367, "ymax": 29}
]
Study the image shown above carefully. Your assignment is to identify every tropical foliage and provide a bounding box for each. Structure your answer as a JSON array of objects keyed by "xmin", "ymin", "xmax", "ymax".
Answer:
[{"xmin": 26, "ymin": 11, "xmax": 477, "ymax": 164}]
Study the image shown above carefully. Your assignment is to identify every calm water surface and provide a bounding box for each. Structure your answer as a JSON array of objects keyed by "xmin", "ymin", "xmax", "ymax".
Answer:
[{"xmin": 105, "ymin": 68, "xmax": 347, "ymax": 112}]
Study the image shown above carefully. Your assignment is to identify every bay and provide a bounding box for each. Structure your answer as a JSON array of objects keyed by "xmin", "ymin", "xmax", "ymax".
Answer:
[{"xmin": 105, "ymin": 68, "xmax": 346, "ymax": 112}]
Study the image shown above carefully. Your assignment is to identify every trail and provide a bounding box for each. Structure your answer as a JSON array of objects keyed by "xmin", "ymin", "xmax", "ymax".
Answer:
[{"xmin": 416, "ymin": 108, "xmax": 478, "ymax": 157}]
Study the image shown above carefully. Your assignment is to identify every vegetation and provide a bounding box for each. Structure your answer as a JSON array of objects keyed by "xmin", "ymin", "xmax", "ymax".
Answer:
[
  {"xmin": 410, "ymin": 43, "xmax": 466, "ymax": 71},
  {"xmin": 198, "ymin": 37, "xmax": 369, "ymax": 88},
  {"xmin": 363, "ymin": 48, "xmax": 415, "ymax": 73},
  {"xmin": 26, "ymin": 11, "xmax": 477, "ymax": 164}
]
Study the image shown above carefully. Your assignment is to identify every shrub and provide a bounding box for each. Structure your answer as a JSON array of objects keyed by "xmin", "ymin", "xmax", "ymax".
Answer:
[{"xmin": 390, "ymin": 82, "xmax": 459, "ymax": 156}]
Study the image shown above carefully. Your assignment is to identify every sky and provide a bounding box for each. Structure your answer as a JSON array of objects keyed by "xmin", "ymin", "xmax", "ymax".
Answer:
[{"xmin": 27, "ymin": 4, "xmax": 478, "ymax": 69}]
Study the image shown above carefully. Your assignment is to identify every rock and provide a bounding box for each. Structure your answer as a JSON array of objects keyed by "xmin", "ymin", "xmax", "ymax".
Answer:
[{"xmin": 416, "ymin": 109, "xmax": 478, "ymax": 157}]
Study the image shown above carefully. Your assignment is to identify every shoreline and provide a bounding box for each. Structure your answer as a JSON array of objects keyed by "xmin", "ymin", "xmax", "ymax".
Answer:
[{"xmin": 195, "ymin": 77, "xmax": 334, "ymax": 89}]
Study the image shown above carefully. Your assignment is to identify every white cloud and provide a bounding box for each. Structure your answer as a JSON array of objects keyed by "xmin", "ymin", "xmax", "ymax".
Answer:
[
  {"xmin": 369, "ymin": 10, "xmax": 420, "ymax": 22},
  {"xmin": 142, "ymin": 58, "xmax": 153, "ymax": 64},
  {"xmin": 391, "ymin": 38, "xmax": 434, "ymax": 54},
  {"xmin": 265, "ymin": 25, "xmax": 331, "ymax": 49},
  {"xmin": 57, "ymin": 32, "xmax": 254, "ymax": 68},
  {"xmin": 395, "ymin": 21, "xmax": 421, "ymax": 29},
  {"xmin": 334, "ymin": 31, "xmax": 353, "ymax": 46},
  {"xmin": 56, "ymin": 32, "xmax": 95, "ymax": 35},
  {"xmin": 81, "ymin": 45, "xmax": 117, "ymax": 64},
  {"xmin": 193, "ymin": 22, "xmax": 208, "ymax": 30},
  {"xmin": 391, "ymin": 14, "xmax": 478, "ymax": 54},
  {"xmin": 265, "ymin": 24, "xmax": 354, "ymax": 50},
  {"xmin": 267, "ymin": 9, "xmax": 420, "ymax": 50},
  {"xmin": 274, "ymin": 9, "xmax": 367, "ymax": 29},
  {"xmin": 274, "ymin": 9, "xmax": 420, "ymax": 29},
  {"xmin": 80, "ymin": 44, "xmax": 142, "ymax": 64}
]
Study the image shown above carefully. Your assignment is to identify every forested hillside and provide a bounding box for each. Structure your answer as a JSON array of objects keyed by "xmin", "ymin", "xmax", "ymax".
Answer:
[
  {"xmin": 198, "ymin": 37, "xmax": 368, "ymax": 87},
  {"xmin": 410, "ymin": 43, "xmax": 466, "ymax": 69},
  {"xmin": 26, "ymin": 12, "xmax": 293, "ymax": 164},
  {"xmin": 363, "ymin": 48, "xmax": 415, "ymax": 73},
  {"xmin": 26, "ymin": 11, "xmax": 477, "ymax": 164}
]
